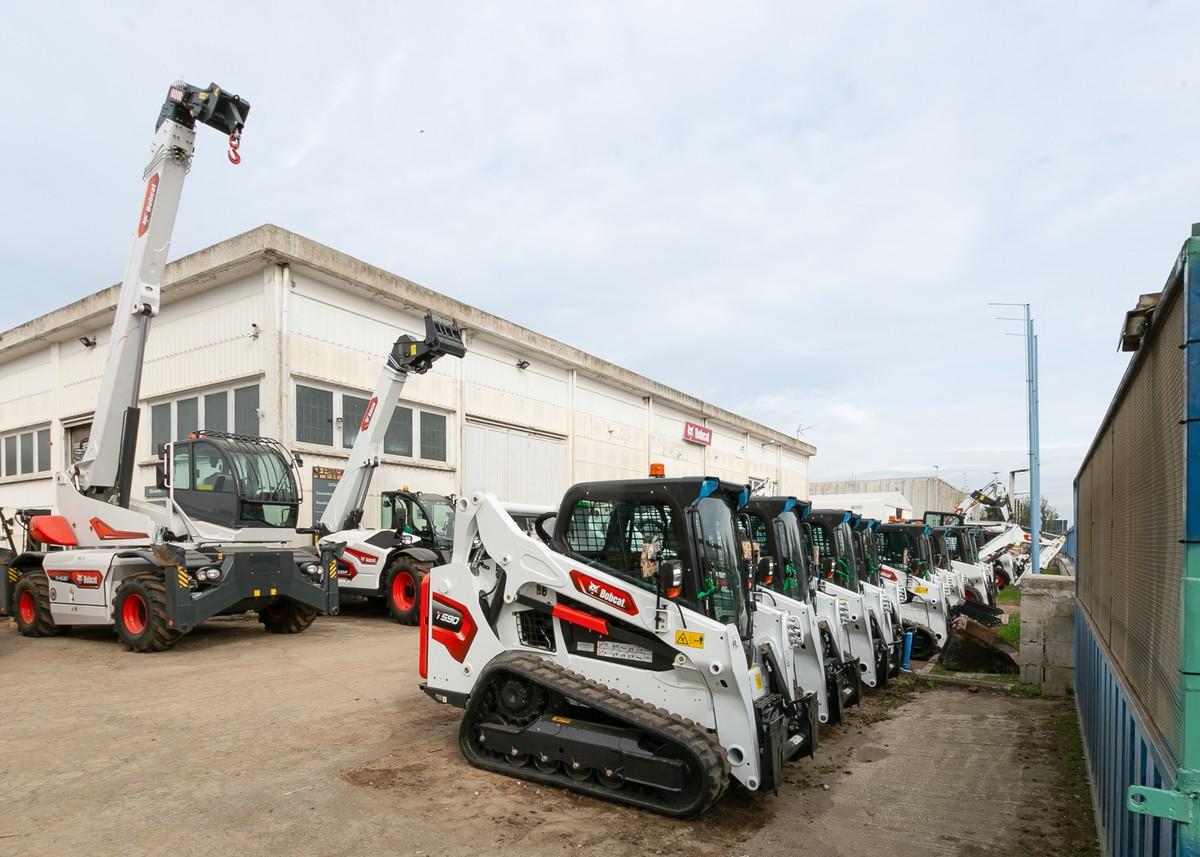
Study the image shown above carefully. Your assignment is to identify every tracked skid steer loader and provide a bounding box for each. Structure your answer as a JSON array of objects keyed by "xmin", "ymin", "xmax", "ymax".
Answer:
[{"xmin": 421, "ymin": 477, "xmax": 794, "ymax": 817}]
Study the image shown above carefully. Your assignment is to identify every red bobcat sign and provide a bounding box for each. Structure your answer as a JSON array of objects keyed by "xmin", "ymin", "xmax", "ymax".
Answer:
[
  {"xmin": 569, "ymin": 570, "xmax": 639, "ymax": 615},
  {"xmin": 683, "ymin": 421, "xmax": 712, "ymax": 446}
]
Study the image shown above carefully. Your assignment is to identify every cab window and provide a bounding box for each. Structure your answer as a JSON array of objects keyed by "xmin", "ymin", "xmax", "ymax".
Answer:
[
  {"xmin": 563, "ymin": 499, "xmax": 683, "ymax": 592},
  {"xmin": 171, "ymin": 445, "xmax": 192, "ymax": 491},
  {"xmin": 192, "ymin": 442, "xmax": 234, "ymax": 493}
]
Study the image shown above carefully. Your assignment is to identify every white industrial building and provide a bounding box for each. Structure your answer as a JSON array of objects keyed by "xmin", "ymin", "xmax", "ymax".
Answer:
[
  {"xmin": 808, "ymin": 476, "xmax": 965, "ymax": 520},
  {"xmin": 810, "ymin": 490, "xmax": 913, "ymax": 521},
  {"xmin": 0, "ymin": 225, "xmax": 815, "ymax": 528}
]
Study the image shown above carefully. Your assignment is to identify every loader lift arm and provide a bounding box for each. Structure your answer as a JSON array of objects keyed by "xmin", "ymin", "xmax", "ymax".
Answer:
[
  {"xmin": 316, "ymin": 314, "xmax": 465, "ymax": 535},
  {"xmin": 72, "ymin": 81, "xmax": 249, "ymax": 508}
]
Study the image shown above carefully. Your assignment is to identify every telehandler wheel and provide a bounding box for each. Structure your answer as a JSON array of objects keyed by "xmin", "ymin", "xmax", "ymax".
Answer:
[
  {"xmin": 258, "ymin": 600, "xmax": 318, "ymax": 634},
  {"xmin": 113, "ymin": 573, "xmax": 178, "ymax": 652},
  {"xmin": 13, "ymin": 572, "xmax": 60, "ymax": 637},
  {"xmin": 382, "ymin": 556, "xmax": 428, "ymax": 625}
]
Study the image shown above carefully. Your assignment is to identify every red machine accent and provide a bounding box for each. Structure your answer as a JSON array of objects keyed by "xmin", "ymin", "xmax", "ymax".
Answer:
[
  {"xmin": 552, "ymin": 603, "xmax": 609, "ymax": 636},
  {"xmin": 121, "ymin": 593, "xmax": 147, "ymax": 635},
  {"xmin": 17, "ymin": 590, "xmax": 36, "ymax": 624},
  {"xmin": 343, "ymin": 547, "xmax": 379, "ymax": 566},
  {"xmin": 879, "ymin": 567, "xmax": 898, "ymax": 581},
  {"xmin": 430, "ymin": 592, "xmax": 477, "ymax": 663},
  {"xmin": 568, "ymin": 570, "xmax": 639, "ymax": 616},
  {"xmin": 137, "ymin": 174, "xmax": 159, "ymax": 236},
  {"xmin": 360, "ymin": 396, "xmax": 378, "ymax": 431},
  {"xmin": 418, "ymin": 574, "xmax": 431, "ymax": 678},
  {"xmin": 89, "ymin": 518, "xmax": 148, "ymax": 540},
  {"xmin": 29, "ymin": 515, "xmax": 77, "ymax": 547}
]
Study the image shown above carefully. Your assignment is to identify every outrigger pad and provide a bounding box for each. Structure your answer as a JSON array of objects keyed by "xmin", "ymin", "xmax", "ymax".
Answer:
[{"xmin": 938, "ymin": 614, "xmax": 1018, "ymax": 674}]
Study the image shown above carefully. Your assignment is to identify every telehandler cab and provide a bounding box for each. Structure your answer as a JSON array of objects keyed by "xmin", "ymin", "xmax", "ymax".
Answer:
[{"xmin": 421, "ymin": 477, "xmax": 797, "ymax": 817}]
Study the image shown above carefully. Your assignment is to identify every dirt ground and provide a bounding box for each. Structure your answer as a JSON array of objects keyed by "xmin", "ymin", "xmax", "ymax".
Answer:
[{"xmin": 1, "ymin": 607, "xmax": 1097, "ymax": 857}]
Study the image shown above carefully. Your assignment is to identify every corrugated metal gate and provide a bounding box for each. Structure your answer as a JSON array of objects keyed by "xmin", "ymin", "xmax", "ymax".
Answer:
[{"xmin": 1075, "ymin": 229, "xmax": 1200, "ymax": 857}]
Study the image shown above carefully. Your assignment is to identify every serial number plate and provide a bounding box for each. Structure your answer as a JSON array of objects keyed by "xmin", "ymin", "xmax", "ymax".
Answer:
[{"xmin": 596, "ymin": 640, "xmax": 653, "ymax": 663}]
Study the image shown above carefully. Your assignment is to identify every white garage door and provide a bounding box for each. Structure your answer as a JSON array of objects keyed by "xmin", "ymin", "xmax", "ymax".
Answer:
[{"xmin": 462, "ymin": 421, "xmax": 568, "ymax": 506}]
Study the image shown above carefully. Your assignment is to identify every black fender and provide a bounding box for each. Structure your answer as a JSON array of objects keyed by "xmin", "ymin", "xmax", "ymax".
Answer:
[
  {"xmin": 393, "ymin": 546, "xmax": 441, "ymax": 565},
  {"xmin": 1, "ymin": 550, "xmax": 46, "ymax": 615}
]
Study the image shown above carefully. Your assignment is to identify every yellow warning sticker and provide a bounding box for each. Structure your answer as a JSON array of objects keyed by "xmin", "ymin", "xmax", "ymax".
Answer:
[
  {"xmin": 754, "ymin": 670, "xmax": 764, "ymax": 690},
  {"xmin": 551, "ymin": 715, "xmax": 572, "ymax": 725},
  {"xmin": 914, "ymin": 586, "xmax": 928, "ymax": 594},
  {"xmin": 674, "ymin": 630, "xmax": 705, "ymax": 649}
]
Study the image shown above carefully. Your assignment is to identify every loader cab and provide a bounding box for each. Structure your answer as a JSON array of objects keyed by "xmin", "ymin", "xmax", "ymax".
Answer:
[
  {"xmin": 382, "ymin": 490, "xmax": 455, "ymax": 551},
  {"xmin": 928, "ymin": 529, "xmax": 953, "ymax": 570},
  {"xmin": 876, "ymin": 523, "xmax": 935, "ymax": 579},
  {"xmin": 808, "ymin": 509, "xmax": 859, "ymax": 590},
  {"xmin": 553, "ymin": 477, "xmax": 752, "ymax": 641},
  {"xmin": 743, "ymin": 496, "xmax": 811, "ymax": 603},
  {"xmin": 161, "ymin": 432, "xmax": 299, "ymax": 530}
]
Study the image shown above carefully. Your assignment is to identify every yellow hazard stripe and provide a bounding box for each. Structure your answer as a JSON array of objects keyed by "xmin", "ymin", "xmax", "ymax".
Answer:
[
  {"xmin": 328, "ymin": 560, "xmax": 337, "ymax": 579},
  {"xmin": 7, "ymin": 568, "xmax": 17, "ymax": 582},
  {"xmin": 177, "ymin": 570, "xmax": 189, "ymax": 588}
]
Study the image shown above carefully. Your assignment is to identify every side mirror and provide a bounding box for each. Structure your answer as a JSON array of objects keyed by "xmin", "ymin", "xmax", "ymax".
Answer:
[
  {"xmin": 658, "ymin": 559, "xmax": 683, "ymax": 597},
  {"xmin": 756, "ymin": 556, "xmax": 776, "ymax": 586},
  {"xmin": 155, "ymin": 463, "xmax": 168, "ymax": 490}
]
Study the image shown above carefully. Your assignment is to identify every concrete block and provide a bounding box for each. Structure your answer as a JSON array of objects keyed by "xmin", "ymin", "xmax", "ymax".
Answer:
[
  {"xmin": 1046, "ymin": 616, "xmax": 1077, "ymax": 644},
  {"xmin": 1043, "ymin": 665, "xmax": 1075, "ymax": 696},
  {"xmin": 1021, "ymin": 619, "xmax": 1045, "ymax": 648},
  {"xmin": 1044, "ymin": 638, "xmax": 1075, "ymax": 669},
  {"xmin": 1021, "ymin": 664, "xmax": 1043, "ymax": 686},
  {"xmin": 1051, "ymin": 594, "xmax": 1078, "ymax": 618},
  {"xmin": 1021, "ymin": 597, "xmax": 1051, "ymax": 622}
]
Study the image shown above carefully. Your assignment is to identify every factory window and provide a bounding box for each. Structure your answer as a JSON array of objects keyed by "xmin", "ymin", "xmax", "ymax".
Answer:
[
  {"xmin": 149, "ymin": 383, "xmax": 262, "ymax": 454},
  {"xmin": 420, "ymin": 412, "xmax": 447, "ymax": 462},
  {"xmin": 341, "ymin": 394, "xmax": 370, "ymax": 449},
  {"xmin": 294, "ymin": 381, "xmax": 446, "ymax": 462},
  {"xmin": 385, "ymin": 406, "xmax": 413, "ymax": 456},
  {"xmin": 296, "ymin": 385, "xmax": 334, "ymax": 445},
  {"xmin": 234, "ymin": 385, "xmax": 259, "ymax": 435},
  {"xmin": 204, "ymin": 391, "xmax": 228, "ymax": 433},
  {"xmin": 0, "ymin": 425, "xmax": 51, "ymax": 478},
  {"xmin": 177, "ymin": 397, "xmax": 199, "ymax": 440}
]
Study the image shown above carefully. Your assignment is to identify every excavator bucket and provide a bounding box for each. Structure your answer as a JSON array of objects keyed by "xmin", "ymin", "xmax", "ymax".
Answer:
[{"xmin": 938, "ymin": 613, "xmax": 1018, "ymax": 673}]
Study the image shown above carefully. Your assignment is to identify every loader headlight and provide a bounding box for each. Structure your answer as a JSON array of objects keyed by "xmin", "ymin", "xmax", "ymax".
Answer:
[
  {"xmin": 198, "ymin": 567, "xmax": 222, "ymax": 581},
  {"xmin": 301, "ymin": 562, "xmax": 322, "ymax": 578}
]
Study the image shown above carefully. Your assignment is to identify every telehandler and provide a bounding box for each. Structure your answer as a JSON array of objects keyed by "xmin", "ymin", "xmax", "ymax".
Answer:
[
  {"xmin": 0, "ymin": 80, "xmax": 339, "ymax": 651},
  {"xmin": 314, "ymin": 314, "xmax": 466, "ymax": 623},
  {"xmin": 421, "ymin": 477, "xmax": 800, "ymax": 817}
]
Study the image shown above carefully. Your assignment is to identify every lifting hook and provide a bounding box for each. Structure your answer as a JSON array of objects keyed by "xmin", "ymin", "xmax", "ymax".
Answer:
[{"xmin": 227, "ymin": 130, "xmax": 242, "ymax": 165}]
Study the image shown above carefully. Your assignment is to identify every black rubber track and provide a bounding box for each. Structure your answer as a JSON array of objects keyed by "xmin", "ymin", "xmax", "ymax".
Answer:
[
  {"xmin": 870, "ymin": 614, "xmax": 890, "ymax": 690},
  {"xmin": 459, "ymin": 651, "xmax": 730, "ymax": 818},
  {"xmin": 13, "ymin": 571, "xmax": 60, "ymax": 637},
  {"xmin": 113, "ymin": 573, "xmax": 179, "ymax": 653},
  {"xmin": 258, "ymin": 600, "xmax": 318, "ymax": 634}
]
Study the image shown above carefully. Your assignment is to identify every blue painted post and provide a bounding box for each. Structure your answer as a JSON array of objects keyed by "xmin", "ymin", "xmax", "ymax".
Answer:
[{"xmin": 902, "ymin": 630, "xmax": 913, "ymax": 671}]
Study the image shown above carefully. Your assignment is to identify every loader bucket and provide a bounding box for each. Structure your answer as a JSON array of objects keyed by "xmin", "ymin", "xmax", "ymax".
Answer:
[
  {"xmin": 954, "ymin": 599, "xmax": 1004, "ymax": 628},
  {"xmin": 937, "ymin": 614, "xmax": 1018, "ymax": 674}
]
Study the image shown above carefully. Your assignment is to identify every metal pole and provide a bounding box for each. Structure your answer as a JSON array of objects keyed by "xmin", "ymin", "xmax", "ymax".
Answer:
[{"xmin": 1030, "ymin": 325, "xmax": 1041, "ymax": 574}]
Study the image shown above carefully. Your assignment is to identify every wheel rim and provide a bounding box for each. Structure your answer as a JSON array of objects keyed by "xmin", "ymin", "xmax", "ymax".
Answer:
[
  {"xmin": 121, "ymin": 592, "xmax": 147, "ymax": 635},
  {"xmin": 391, "ymin": 570, "xmax": 416, "ymax": 612},
  {"xmin": 17, "ymin": 590, "xmax": 36, "ymax": 625}
]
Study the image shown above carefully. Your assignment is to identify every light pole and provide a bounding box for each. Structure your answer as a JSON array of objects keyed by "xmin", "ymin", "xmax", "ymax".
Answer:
[{"xmin": 989, "ymin": 302, "xmax": 1042, "ymax": 575}]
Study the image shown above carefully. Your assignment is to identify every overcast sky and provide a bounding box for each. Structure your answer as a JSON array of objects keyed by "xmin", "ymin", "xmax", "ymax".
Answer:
[{"xmin": 3, "ymin": 2, "xmax": 1196, "ymax": 521}]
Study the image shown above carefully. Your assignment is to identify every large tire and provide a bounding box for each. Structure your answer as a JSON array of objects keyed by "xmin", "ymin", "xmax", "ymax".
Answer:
[
  {"xmin": 382, "ymin": 556, "xmax": 428, "ymax": 625},
  {"xmin": 908, "ymin": 627, "xmax": 937, "ymax": 661},
  {"xmin": 13, "ymin": 571, "xmax": 60, "ymax": 637},
  {"xmin": 258, "ymin": 600, "xmax": 318, "ymax": 634},
  {"xmin": 113, "ymin": 573, "xmax": 178, "ymax": 653}
]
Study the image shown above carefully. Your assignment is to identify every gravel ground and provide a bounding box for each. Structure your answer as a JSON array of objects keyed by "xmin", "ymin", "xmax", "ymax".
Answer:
[{"xmin": 0, "ymin": 607, "xmax": 1097, "ymax": 857}]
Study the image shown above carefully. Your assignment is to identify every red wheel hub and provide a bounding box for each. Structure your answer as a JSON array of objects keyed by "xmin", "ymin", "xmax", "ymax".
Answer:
[
  {"xmin": 121, "ymin": 592, "xmax": 147, "ymax": 635},
  {"xmin": 17, "ymin": 590, "xmax": 36, "ymax": 625},
  {"xmin": 392, "ymin": 571, "xmax": 416, "ymax": 612}
]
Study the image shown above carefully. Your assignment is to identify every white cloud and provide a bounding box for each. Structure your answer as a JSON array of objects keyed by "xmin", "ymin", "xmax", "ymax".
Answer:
[{"xmin": 2, "ymin": 1, "xmax": 1196, "ymax": 522}]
